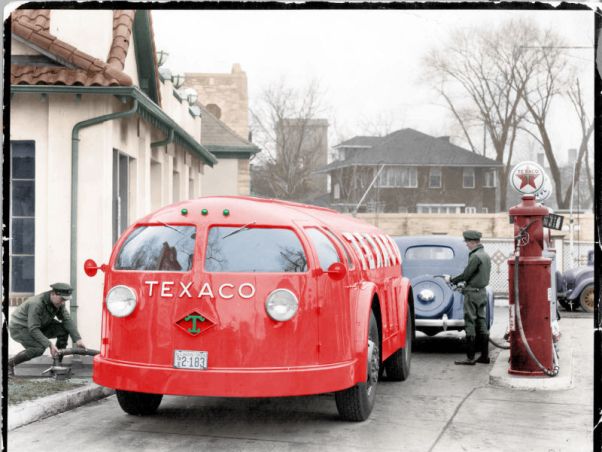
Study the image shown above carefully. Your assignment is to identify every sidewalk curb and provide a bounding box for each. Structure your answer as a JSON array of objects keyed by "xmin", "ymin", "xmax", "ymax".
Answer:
[{"xmin": 8, "ymin": 383, "xmax": 115, "ymax": 431}]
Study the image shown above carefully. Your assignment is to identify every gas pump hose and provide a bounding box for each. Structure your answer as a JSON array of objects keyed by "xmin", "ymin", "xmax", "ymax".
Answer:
[{"xmin": 513, "ymin": 252, "xmax": 559, "ymax": 377}]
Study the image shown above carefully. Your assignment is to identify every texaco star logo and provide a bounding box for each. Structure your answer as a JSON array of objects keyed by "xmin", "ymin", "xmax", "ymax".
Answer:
[{"xmin": 509, "ymin": 162, "xmax": 545, "ymax": 195}]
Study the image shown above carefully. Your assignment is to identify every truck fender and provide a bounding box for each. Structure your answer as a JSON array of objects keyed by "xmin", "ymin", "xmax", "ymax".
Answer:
[
  {"xmin": 398, "ymin": 276, "xmax": 413, "ymax": 348},
  {"xmin": 351, "ymin": 281, "xmax": 378, "ymax": 380}
]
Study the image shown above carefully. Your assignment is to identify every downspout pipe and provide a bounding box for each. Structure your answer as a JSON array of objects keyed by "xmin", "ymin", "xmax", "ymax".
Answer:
[
  {"xmin": 151, "ymin": 128, "xmax": 174, "ymax": 148},
  {"xmin": 70, "ymin": 98, "xmax": 139, "ymax": 329}
]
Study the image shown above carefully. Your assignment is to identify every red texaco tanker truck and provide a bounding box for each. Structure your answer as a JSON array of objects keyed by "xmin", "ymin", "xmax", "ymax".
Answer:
[{"xmin": 86, "ymin": 196, "xmax": 414, "ymax": 421}]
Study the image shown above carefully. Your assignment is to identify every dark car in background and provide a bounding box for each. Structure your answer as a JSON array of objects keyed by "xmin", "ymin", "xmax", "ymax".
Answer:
[
  {"xmin": 556, "ymin": 249, "xmax": 594, "ymax": 313},
  {"xmin": 394, "ymin": 236, "xmax": 495, "ymax": 336}
]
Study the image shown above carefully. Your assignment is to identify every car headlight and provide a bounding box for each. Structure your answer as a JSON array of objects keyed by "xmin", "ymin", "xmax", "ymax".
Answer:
[
  {"xmin": 265, "ymin": 289, "xmax": 298, "ymax": 322},
  {"xmin": 106, "ymin": 285, "xmax": 137, "ymax": 317},
  {"xmin": 418, "ymin": 288, "xmax": 435, "ymax": 302}
]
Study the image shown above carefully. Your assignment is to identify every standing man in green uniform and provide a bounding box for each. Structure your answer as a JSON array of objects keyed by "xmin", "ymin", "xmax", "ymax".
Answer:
[
  {"xmin": 445, "ymin": 230, "xmax": 492, "ymax": 365},
  {"xmin": 8, "ymin": 282, "xmax": 86, "ymax": 376}
]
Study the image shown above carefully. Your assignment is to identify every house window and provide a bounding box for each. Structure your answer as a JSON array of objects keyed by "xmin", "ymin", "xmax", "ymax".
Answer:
[
  {"xmin": 463, "ymin": 168, "xmax": 475, "ymax": 188},
  {"xmin": 173, "ymin": 170, "xmax": 181, "ymax": 203},
  {"xmin": 113, "ymin": 150, "xmax": 132, "ymax": 244},
  {"xmin": 150, "ymin": 160, "xmax": 162, "ymax": 211},
  {"xmin": 484, "ymin": 169, "xmax": 497, "ymax": 188},
  {"xmin": 429, "ymin": 168, "xmax": 442, "ymax": 188},
  {"xmin": 417, "ymin": 204, "xmax": 464, "ymax": 214},
  {"xmin": 333, "ymin": 183, "xmax": 341, "ymax": 200},
  {"xmin": 377, "ymin": 167, "xmax": 417, "ymax": 188},
  {"xmin": 465, "ymin": 206, "xmax": 477, "ymax": 214},
  {"xmin": 206, "ymin": 103, "xmax": 222, "ymax": 119},
  {"xmin": 10, "ymin": 141, "xmax": 35, "ymax": 293},
  {"xmin": 189, "ymin": 177, "xmax": 195, "ymax": 199}
]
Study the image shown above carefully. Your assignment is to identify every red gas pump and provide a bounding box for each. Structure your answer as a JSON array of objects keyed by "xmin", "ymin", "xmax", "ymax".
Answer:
[{"xmin": 508, "ymin": 195, "xmax": 558, "ymax": 376}]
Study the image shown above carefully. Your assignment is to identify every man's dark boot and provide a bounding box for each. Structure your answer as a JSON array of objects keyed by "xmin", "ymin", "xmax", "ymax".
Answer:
[
  {"xmin": 8, "ymin": 350, "xmax": 31, "ymax": 377},
  {"xmin": 475, "ymin": 334, "xmax": 490, "ymax": 364},
  {"xmin": 455, "ymin": 336, "xmax": 476, "ymax": 365}
]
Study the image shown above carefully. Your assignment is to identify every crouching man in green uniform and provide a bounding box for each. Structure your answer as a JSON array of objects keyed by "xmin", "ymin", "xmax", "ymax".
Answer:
[
  {"xmin": 8, "ymin": 282, "xmax": 86, "ymax": 376},
  {"xmin": 445, "ymin": 231, "xmax": 492, "ymax": 366}
]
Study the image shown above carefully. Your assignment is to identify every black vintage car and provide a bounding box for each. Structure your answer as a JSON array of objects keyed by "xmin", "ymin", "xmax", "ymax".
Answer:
[{"xmin": 556, "ymin": 250, "xmax": 594, "ymax": 313}]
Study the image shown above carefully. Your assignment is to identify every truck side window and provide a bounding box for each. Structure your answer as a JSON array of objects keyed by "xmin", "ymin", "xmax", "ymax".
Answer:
[
  {"xmin": 306, "ymin": 228, "xmax": 341, "ymax": 271},
  {"xmin": 324, "ymin": 229, "xmax": 354, "ymax": 269},
  {"xmin": 205, "ymin": 227, "xmax": 307, "ymax": 273},
  {"xmin": 115, "ymin": 225, "xmax": 196, "ymax": 271}
]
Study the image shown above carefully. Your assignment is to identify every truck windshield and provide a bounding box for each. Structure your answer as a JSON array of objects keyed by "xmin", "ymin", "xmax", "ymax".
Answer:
[
  {"xmin": 205, "ymin": 227, "xmax": 307, "ymax": 273},
  {"xmin": 115, "ymin": 225, "xmax": 196, "ymax": 271}
]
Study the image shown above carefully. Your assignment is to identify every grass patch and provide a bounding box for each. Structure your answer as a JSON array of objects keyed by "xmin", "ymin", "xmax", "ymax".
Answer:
[{"xmin": 8, "ymin": 378, "xmax": 87, "ymax": 405}]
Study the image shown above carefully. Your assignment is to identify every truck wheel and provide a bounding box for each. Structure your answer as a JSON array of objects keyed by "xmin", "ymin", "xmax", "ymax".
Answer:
[
  {"xmin": 116, "ymin": 390, "xmax": 163, "ymax": 415},
  {"xmin": 579, "ymin": 284, "xmax": 594, "ymax": 313},
  {"xmin": 335, "ymin": 311, "xmax": 379, "ymax": 422},
  {"xmin": 384, "ymin": 307, "xmax": 412, "ymax": 381}
]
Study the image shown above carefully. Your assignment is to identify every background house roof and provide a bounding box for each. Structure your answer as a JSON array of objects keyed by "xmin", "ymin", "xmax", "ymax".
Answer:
[
  {"xmin": 334, "ymin": 136, "xmax": 380, "ymax": 148},
  {"xmin": 198, "ymin": 103, "xmax": 260, "ymax": 157},
  {"xmin": 11, "ymin": 9, "xmax": 133, "ymax": 86},
  {"xmin": 321, "ymin": 128, "xmax": 503, "ymax": 172}
]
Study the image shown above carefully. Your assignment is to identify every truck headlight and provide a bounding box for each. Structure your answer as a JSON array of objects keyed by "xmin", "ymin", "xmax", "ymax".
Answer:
[
  {"xmin": 265, "ymin": 289, "xmax": 298, "ymax": 322},
  {"xmin": 106, "ymin": 285, "xmax": 137, "ymax": 317}
]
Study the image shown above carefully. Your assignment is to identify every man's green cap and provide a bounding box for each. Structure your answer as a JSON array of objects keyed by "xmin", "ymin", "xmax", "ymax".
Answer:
[
  {"xmin": 463, "ymin": 230, "xmax": 482, "ymax": 241},
  {"xmin": 50, "ymin": 282, "xmax": 73, "ymax": 296}
]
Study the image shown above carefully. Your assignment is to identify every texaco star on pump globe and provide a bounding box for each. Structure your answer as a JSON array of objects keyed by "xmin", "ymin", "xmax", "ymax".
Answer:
[{"xmin": 509, "ymin": 161, "xmax": 545, "ymax": 195}]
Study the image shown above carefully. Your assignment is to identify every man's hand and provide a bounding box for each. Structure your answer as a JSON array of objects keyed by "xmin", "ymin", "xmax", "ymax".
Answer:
[
  {"xmin": 49, "ymin": 343, "xmax": 59, "ymax": 358},
  {"xmin": 75, "ymin": 339, "xmax": 86, "ymax": 349}
]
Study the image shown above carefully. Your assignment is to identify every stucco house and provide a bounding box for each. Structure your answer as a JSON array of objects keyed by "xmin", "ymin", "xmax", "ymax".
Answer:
[
  {"xmin": 319, "ymin": 128, "xmax": 503, "ymax": 214},
  {"xmin": 8, "ymin": 9, "xmax": 219, "ymax": 351}
]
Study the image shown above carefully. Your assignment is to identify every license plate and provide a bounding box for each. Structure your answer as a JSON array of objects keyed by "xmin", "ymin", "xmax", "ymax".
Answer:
[{"xmin": 174, "ymin": 350, "xmax": 208, "ymax": 370}]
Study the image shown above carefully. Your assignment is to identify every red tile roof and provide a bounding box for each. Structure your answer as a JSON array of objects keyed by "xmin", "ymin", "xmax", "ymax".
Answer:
[{"xmin": 11, "ymin": 9, "xmax": 133, "ymax": 87}]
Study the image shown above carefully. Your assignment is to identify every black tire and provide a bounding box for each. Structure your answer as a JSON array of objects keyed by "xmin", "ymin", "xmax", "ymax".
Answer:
[
  {"xmin": 384, "ymin": 307, "xmax": 413, "ymax": 381},
  {"xmin": 116, "ymin": 390, "xmax": 163, "ymax": 416},
  {"xmin": 335, "ymin": 311, "xmax": 380, "ymax": 422},
  {"xmin": 558, "ymin": 299, "xmax": 573, "ymax": 311},
  {"xmin": 579, "ymin": 284, "xmax": 594, "ymax": 313}
]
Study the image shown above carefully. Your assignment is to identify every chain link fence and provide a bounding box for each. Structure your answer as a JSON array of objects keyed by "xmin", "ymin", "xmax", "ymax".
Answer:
[{"xmin": 481, "ymin": 239, "xmax": 594, "ymax": 297}]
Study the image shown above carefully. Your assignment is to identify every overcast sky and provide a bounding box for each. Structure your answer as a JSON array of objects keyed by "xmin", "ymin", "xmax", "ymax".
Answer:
[{"xmin": 153, "ymin": 7, "xmax": 594, "ymax": 164}]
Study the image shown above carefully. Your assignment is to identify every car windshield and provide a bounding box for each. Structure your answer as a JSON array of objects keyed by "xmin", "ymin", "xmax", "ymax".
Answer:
[
  {"xmin": 205, "ymin": 227, "xmax": 307, "ymax": 273},
  {"xmin": 405, "ymin": 246, "xmax": 454, "ymax": 260},
  {"xmin": 115, "ymin": 225, "xmax": 196, "ymax": 271}
]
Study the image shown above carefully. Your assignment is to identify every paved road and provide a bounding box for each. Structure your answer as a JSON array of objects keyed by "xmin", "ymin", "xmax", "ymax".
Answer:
[{"xmin": 8, "ymin": 306, "xmax": 593, "ymax": 452}]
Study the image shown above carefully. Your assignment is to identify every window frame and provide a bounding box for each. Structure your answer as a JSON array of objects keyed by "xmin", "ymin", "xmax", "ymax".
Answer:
[
  {"xmin": 463, "ymin": 167, "xmax": 476, "ymax": 189},
  {"xmin": 10, "ymin": 140, "xmax": 36, "ymax": 294},
  {"xmin": 429, "ymin": 167, "xmax": 442, "ymax": 188}
]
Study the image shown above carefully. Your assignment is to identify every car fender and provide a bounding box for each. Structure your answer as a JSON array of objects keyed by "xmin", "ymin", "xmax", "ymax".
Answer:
[
  {"xmin": 567, "ymin": 278, "xmax": 594, "ymax": 300},
  {"xmin": 351, "ymin": 281, "xmax": 378, "ymax": 380}
]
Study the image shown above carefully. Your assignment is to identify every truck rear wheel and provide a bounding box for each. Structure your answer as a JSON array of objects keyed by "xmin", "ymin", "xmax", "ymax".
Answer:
[
  {"xmin": 335, "ymin": 311, "xmax": 379, "ymax": 422},
  {"xmin": 116, "ymin": 390, "xmax": 163, "ymax": 415},
  {"xmin": 384, "ymin": 307, "xmax": 413, "ymax": 381}
]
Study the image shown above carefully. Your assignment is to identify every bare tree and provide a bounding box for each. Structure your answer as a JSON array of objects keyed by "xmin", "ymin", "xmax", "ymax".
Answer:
[
  {"xmin": 250, "ymin": 80, "xmax": 328, "ymax": 200},
  {"xmin": 423, "ymin": 20, "xmax": 544, "ymax": 211},
  {"xmin": 515, "ymin": 29, "xmax": 582, "ymax": 209},
  {"xmin": 566, "ymin": 78, "xmax": 594, "ymax": 208}
]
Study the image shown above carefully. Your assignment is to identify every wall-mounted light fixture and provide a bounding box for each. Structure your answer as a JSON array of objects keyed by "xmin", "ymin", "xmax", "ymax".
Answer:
[
  {"xmin": 156, "ymin": 50, "xmax": 169, "ymax": 67},
  {"xmin": 171, "ymin": 73, "xmax": 185, "ymax": 89},
  {"xmin": 187, "ymin": 90, "xmax": 198, "ymax": 105}
]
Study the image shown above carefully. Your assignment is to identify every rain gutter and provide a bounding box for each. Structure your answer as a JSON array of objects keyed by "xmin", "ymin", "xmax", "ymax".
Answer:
[{"xmin": 11, "ymin": 84, "xmax": 218, "ymax": 328}]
